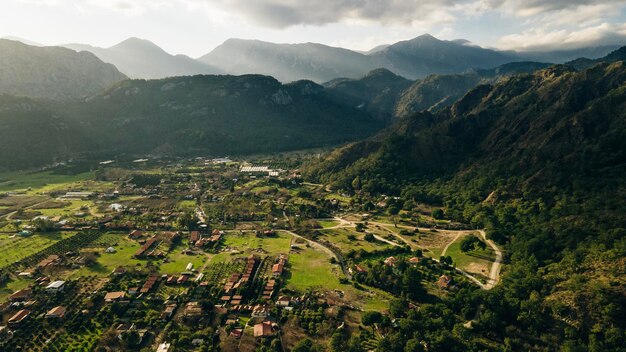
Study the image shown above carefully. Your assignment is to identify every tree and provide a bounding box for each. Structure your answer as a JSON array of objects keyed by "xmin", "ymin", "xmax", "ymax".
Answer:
[
  {"xmin": 292, "ymin": 339, "xmax": 314, "ymax": 352},
  {"xmin": 389, "ymin": 298, "xmax": 408, "ymax": 318},
  {"xmin": 432, "ymin": 208, "xmax": 445, "ymax": 220},
  {"xmin": 364, "ymin": 233, "xmax": 375, "ymax": 242},
  {"xmin": 362, "ymin": 311, "xmax": 383, "ymax": 327}
]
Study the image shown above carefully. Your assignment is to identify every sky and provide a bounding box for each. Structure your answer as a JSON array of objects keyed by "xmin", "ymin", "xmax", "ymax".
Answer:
[{"xmin": 1, "ymin": 0, "xmax": 626, "ymax": 57}]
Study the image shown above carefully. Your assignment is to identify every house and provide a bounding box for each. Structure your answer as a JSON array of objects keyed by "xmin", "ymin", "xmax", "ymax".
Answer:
[
  {"xmin": 46, "ymin": 306, "xmax": 67, "ymax": 319},
  {"xmin": 230, "ymin": 328, "xmax": 243, "ymax": 338},
  {"xmin": 183, "ymin": 302, "xmax": 203, "ymax": 319},
  {"xmin": 271, "ymin": 262, "xmax": 284, "ymax": 277},
  {"xmin": 437, "ymin": 275, "xmax": 453, "ymax": 290},
  {"xmin": 112, "ymin": 266, "xmax": 126, "ymax": 275},
  {"xmin": 161, "ymin": 304, "xmax": 177, "ymax": 320},
  {"xmin": 276, "ymin": 296, "xmax": 290, "ymax": 307},
  {"xmin": 134, "ymin": 237, "xmax": 157, "ymax": 257},
  {"xmin": 109, "ymin": 203, "xmax": 124, "ymax": 212},
  {"xmin": 409, "ymin": 257, "xmax": 421, "ymax": 264},
  {"xmin": 189, "ymin": 231, "xmax": 200, "ymax": 243},
  {"xmin": 9, "ymin": 288, "xmax": 32, "ymax": 302},
  {"xmin": 105, "ymin": 247, "xmax": 116, "ymax": 253},
  {"xmin": 253, "ymin": 321, "xmax": 274, "ymax": 337},
  {"xmin": 140, "ymin": 275, "xmax": 159, "ymax": 293},
  {"xmin": 177, "ymin": 275, "xmax": 189, "ymax": 285},
  {"xmin": 46, "ymin": 280, "xmax": 66, "ymax": 293},
  {"xmin": 61, "ymin": 191, "xmax": 94, "ymax": 199},
  {"xmin": 354, "ymin": 264, "xmax": 368, "ymax": 273},
  {"xmin": 104, "ymin": 291, "xmax": 126, "ymax": 302},
  {"xmin": 252, "ymin": 305, "xmax": 269, "ymax": 318},
  {"xmin": 8, "ymin": 309, "xmax": 30, "ymax": 325},
  {"xmin": 128, "ymin": 230, "xmax": 143, "ymax": 239},
  {"xmin": 384, "ymin": 256, "xmax": 397, "ymax": 266}
]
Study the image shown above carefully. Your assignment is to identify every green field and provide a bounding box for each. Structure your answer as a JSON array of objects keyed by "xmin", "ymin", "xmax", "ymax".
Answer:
[
  {"xmin": 287, "ymin": 244, "xmax": 392, "ymax": 311},
  {"xmin": 318, "ymin": 228, "xmax": 393, "ymax": 253},
  {"xmin": 286, "ymin": 245, "xmax": 343, "ymax": 292},
  {"xmin": 0, "ymin": 170, "xmax": 93, "ymax": 192},
  {"xmin": 445, "ymin": 236, "xmax": 495, "ymax": 275},
  {"xmin": 316, "ymin": 219, "xmax": 340, "ymax": 229},
  {"xmin": 160, "ymin": 243, "xmax": 208, "ymax": 274},
  {"xmin": 0, "ymin": 232, "xmax": 76, "ymax": 268}
]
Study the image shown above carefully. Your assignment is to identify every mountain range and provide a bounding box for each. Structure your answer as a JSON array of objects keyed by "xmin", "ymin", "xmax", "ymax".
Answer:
[
  {"xmin": 40, "ymin": 34, "xmax": 622, "ymax": 82},
  {"xmin": 1, "ymin": 37, "xmax": 625, "ymax": 170}
]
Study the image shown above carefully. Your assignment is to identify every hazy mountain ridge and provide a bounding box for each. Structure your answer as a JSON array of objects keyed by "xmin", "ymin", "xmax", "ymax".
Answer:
[
  {"xmin": 199, "ymin": 38, "xmax": 377, "ymax": 83},
  {"xmin": 324, "ymin": 61, "xmax": 554, "ymax": 122},
  {"xmin": 0, "ymin": 39, "xmax": 126, "ymax": 100},
  {"xmin": 63, "ymin": 38, "xmax": 223, "ymax": 79}
]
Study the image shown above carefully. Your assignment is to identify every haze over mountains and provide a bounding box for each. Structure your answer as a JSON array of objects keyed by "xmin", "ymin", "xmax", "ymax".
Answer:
[
  {"xmin": 63, "ymin": 37, "xmax": 223, "ymax": 79},
  {"xmin": 37, "ymin": 34, "xmax": 622, "ymax": 82},
  {"xmin": 0, "ymin": 39, "xmax": 126, "ymax": 100}
]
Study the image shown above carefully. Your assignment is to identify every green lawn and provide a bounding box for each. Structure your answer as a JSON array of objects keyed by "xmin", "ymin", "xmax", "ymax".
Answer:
[
  {"xmin": 316, "ymin": 220, "xmax": 340, "ymax": 229},
  {"xmin": 208, "ymin": 231, "xmax": 292, "ymax": 265},
  {"xmin": 160, "ymin": 244, "xmax": 207, "ymax": 274},
  {"xmin": 286, "ymin": 245, "xmax": 343, "ymax": 292},
  {"xmin": 67, "ymin": 235, "xmax": 144, "ymax": 278},
  {"xmin": 318, "ymin": 228, "xmax": 393, "ymax": 254},
  {"xmin": 445, "ymin": 235, "xmax": 495, "ymax": 280}
]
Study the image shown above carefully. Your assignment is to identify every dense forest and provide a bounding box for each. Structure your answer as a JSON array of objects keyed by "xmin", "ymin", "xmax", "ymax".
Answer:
[{"xmin": 304, "ymin": 60, "xmax": 626, "ymax": 351}]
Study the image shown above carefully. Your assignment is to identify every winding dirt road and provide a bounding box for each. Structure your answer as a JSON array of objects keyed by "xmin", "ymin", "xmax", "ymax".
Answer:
[{"xmin": 328, "ymin": 217, "xmax": 504, "ymax": 290}]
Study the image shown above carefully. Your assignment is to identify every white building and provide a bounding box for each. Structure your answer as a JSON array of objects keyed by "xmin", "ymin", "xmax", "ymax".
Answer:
[{"xmin": 46, "ymin": 281, "xmax": 65, "ymax": 293}]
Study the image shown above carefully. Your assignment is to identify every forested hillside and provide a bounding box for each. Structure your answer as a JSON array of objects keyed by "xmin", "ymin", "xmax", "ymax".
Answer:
[
  {"xmin": 304, "ymin": 61, "xmax": 626, "ymax": 350},
  {"xmin": 0, "ymin": 75, "xmax": 382, "ymax": 170}
]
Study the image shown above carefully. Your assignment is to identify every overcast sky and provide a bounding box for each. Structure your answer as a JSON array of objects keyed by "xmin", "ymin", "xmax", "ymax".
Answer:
[{"xmin": 1, "ymin": 0, "xmax": 625, "ymax": 57}]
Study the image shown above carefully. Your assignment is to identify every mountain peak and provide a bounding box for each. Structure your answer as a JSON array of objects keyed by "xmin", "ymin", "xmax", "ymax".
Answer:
[
  {"xmin": 111, "ymin": 37, "xmax": 165, "ymax": 52},
  {"xmin": 412, "ymin": 33, "xmax": 439, "ymax": 41}
]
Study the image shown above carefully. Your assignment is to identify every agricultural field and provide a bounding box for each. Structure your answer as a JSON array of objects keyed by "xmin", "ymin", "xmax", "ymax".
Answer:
[
  {"xmin": 0, "ymin": 232, "xmax": 76, "ymax": 268},
  {"xmin": 0, "ymin": 170, "xmax": 93, "ymax": 193}
]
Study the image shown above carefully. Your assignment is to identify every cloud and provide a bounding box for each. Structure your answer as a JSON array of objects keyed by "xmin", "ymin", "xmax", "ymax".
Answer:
[
  {"xmin": 497, "ymin": 22, "xmax": 626, "ymax": 51},
  {"xmin": 201, "ymin": 0, "xmax": 465, "ymax": 28},
  {"xmin": 494, "ymin": 0, "xmax": 626, "ymax": 17},
  {"xmin": 197, "ymin": 0, "xmax": 626, "ymax": 28}
]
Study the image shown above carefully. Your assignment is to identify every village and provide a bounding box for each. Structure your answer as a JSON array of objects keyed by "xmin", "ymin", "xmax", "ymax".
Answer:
[{"xmin": 0, "ymin": 156, "xmax": 500, "ymax": 351}]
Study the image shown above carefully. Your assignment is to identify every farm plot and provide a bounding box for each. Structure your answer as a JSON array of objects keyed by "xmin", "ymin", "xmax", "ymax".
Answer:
[
  {"xmin": 0, "ymin": 170, "xmax": 93, "ymax": 193},
  {"xmin": 0, "ymin": 232, "xmax": 75, "ymax": 268}
]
